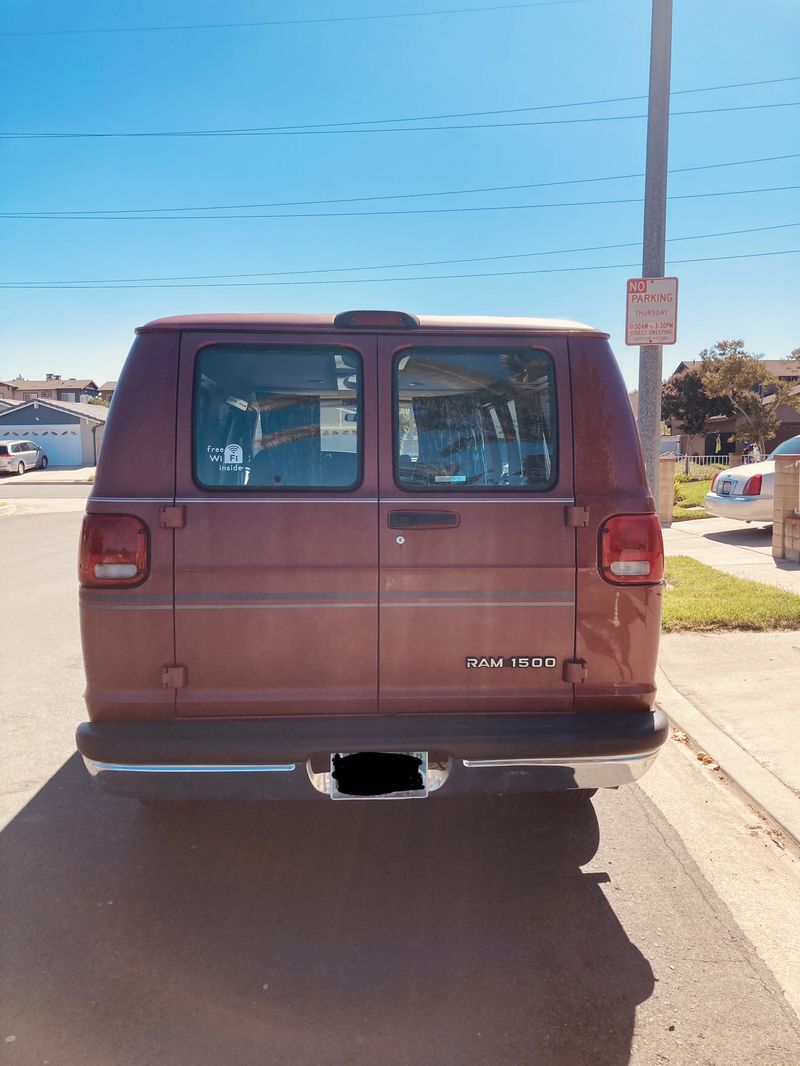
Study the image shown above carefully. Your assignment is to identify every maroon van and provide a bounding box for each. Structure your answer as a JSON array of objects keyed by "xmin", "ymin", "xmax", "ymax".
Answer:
[{"xmin": 76, "ymin": 311, "xmax": 666, "ymax": 804}]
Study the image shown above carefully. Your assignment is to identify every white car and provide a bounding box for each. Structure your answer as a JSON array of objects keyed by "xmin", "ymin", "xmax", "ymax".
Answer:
[{"xmin": 704, "ymin": 434, "xmax": 800, "ymax": 523}]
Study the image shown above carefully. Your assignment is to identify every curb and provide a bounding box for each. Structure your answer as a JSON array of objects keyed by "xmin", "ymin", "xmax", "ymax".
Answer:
[
  {"xmin": 655, "ymin": 665, "xmax": 800, "ymax": 851},
  {"xmin": 12, "ymin": 479, "xmax": 93, "ymax": 486}
]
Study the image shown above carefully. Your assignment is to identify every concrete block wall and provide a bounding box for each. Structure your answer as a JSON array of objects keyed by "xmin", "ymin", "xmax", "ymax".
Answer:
[
  {"xmin": 772, "ymin": 455, "xmax": 800, "ymax": 561},
  {"xmin": 659, "ymin": 457, "xmax": 676, "ymax": 528},
  {"xmin": 784, "ymin": 518, "xmax": 800, "ymax": 564}
]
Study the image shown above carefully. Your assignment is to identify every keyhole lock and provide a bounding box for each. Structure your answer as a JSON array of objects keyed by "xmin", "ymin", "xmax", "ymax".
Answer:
[{"xmin": 396, "ymin": 535, "xmax": 406, "ymax": 545}]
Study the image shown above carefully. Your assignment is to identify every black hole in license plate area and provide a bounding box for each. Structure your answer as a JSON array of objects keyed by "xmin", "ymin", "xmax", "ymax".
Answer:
[{"xmin": 332, "ymin": 752, "xmax": 424, "ymax": 797}]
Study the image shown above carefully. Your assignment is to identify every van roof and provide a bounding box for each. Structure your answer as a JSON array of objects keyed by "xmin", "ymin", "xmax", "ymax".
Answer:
[{"xmin": 137, "ymin": 312, "xmax": 609, "ymax": 338}]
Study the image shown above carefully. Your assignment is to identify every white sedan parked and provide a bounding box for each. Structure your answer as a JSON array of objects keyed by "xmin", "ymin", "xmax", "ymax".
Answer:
[{"xmin": 704, "ymin": 434, "xmax": 800, "ymax": 523}]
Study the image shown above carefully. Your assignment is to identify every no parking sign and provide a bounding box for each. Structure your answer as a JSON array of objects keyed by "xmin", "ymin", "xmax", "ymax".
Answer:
[{"xmin": 625, "ymin": 277, "xmax": 678, "ymax": 345}]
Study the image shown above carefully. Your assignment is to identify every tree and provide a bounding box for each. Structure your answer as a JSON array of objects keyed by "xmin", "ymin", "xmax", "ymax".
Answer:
[
  {"xmin": 700, "ymin": 340, "xmax": 800, "ymax": 452},
  {"xmin": 661, "ymin": 365, "xmax": 731, "ymax": 435}
]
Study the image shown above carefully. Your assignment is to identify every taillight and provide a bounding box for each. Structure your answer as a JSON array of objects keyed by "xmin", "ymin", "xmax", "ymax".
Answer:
[
  {"xmin": 710, "ymin": 471, "xmax": 721, "ymax": 493},
  {"xmin": 599, "ymin": 513, "xmax": 664, "ymax": 585},
  {"xmin": 742, "ymin": 474, "xmax": 762, "ymax": 496},
  {"xmin": 79, "ymin": 514, "xmax": 149, "ymax": 587}
]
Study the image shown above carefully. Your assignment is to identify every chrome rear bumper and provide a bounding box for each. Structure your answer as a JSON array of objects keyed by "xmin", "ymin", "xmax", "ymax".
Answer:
[{"xmin": 82, "ymin": 745, "xmax": 662, "ymax": 801}]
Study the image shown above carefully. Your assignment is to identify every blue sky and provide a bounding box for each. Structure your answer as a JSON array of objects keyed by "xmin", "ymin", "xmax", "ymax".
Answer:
[{"xmin": 1, "ymin": 0, "xmax": 798, "ymax": 390}]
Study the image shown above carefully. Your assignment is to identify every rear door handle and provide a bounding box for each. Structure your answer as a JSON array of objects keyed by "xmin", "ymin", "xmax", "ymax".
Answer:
[{"xmin": 388, "ymin": 511, "xmax": 459, "ymax": 530}]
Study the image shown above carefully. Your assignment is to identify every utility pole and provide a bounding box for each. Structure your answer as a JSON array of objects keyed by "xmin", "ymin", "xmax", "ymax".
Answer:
[{"xmin": 637, "ymin": 0, "xmax": 673, "ymax": 509}]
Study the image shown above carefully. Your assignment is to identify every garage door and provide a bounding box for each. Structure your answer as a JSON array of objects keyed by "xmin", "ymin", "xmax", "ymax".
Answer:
[{"xmin": 12, "ymin": 427, "xmax": 82, "ymax": 466}]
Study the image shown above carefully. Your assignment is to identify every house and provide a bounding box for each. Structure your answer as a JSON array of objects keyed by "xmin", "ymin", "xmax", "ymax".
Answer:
[
  {"xmin": 671, "ymin": 359, "xmax": 800, "ymax": 385},
  {"xmin": 666, "ymin": 358, "xmax": 800, "ymax": 455},
  {"xmin": 98, "ymin": 380, "xmax": 118, "ymax": 403},
  {"xmin": 2, "ymin": 374, "xmax": 100, "ymax": 403},
  {"xmin": 764, "ymin": 382, "xmax": 800, "ymax": 446},
  {"xmin": 0, "ymin": 397, "xmax": 108, "ymax": 466}
]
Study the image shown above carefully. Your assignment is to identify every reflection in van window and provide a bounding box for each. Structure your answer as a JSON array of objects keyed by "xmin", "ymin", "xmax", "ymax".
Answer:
[
  {"xmin": 194, "ymin": 346, "xmax": 361, "ymax": 489},
  {"xmin": 395, "ymin": 349, "xmax": 557, "ymax": 490}
]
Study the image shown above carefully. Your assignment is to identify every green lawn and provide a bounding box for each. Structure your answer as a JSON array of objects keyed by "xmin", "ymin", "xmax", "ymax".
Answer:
[
  {"xmin": 673, "ymin": 477, "xmax": 713, "ymax": 521},
  {"xmin": 662, "ymin": 556, "xmax": 800, "ymax": 632}
]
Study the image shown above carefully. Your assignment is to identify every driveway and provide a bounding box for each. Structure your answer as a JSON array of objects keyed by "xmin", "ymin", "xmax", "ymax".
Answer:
[
  {"xmin": 663, "ymin": 516, "xmax": 800, "ymax": 593},
  {"xmin": 2, "ymin": 464, "xmax": 95, "ymax": 484}
]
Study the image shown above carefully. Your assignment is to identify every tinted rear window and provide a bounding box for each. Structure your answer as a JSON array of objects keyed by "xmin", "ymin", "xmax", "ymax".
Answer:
[
  {"xmin": 394, "ymin": 348, "xmax": 557, "ymax": 490},
  {"xmin": 0, "ymin": 446, "xmax": 9, "ymax": 456},
  {"xmin": 194, "ymin": 345, "xmax": 362, "ymax": 490}
]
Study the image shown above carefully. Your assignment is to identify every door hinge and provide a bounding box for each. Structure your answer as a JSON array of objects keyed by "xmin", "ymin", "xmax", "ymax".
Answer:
[
  {"xmin": 162, "ymin": 664, "xmax": 187, "ymax": 689},
  {"xmin": 159, "ymin": 505, "xmax": 186, "ymax": 529},
  {"xmin": 563, "ymin": 659, "xmax": 588, "ymax": 684},
  {"xmin": 565, "ymin": 505, "xmax": 590, "ymax": 528}
]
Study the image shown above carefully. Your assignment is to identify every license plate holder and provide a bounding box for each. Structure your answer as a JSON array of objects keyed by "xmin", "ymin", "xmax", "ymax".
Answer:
[
  {"xmin": 330, "ymin": 751, "xmax": 429, "ymax": 800},
  {"xmin": 720, "ymin": 480, "xmax": 733, "ymax": 495}
]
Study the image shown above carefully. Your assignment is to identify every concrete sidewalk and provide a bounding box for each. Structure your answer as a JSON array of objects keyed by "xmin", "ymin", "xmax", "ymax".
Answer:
[
  {"xmin": 657, "ymin": 631, "xmax": 800, "ymax": 850},
  {"xmin": 663, "ymin": 515, "xmax": 800, "ymax": 593},
  {"xmin": 659, "ymin": 519, "xmax": 800, "ymax": 845},
  {"xmin": 5, "ymin": 465, "xmax": 95, "ymax": 485}
]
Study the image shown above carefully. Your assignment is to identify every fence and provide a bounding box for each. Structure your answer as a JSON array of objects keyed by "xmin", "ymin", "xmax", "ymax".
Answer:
[{"xmin": 678, "ymin": 454, "xmax": 729, "ymax": 478}]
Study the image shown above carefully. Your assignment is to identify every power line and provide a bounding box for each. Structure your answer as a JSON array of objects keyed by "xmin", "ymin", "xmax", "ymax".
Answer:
[
  {"xmin": 3, "ymin": 99, "xmax": 798, "ymax": 141},
  {"xmin": 2, "ymin": 224, "xmax": 797, "ymax": 286},
  {"xmin": 2, "ymin": 248, "xmax": 796, "ymax": 290},
  {"xmin": 0, "ymin": 2, "xmax": 588, "ymax": 38},
  {"xmin": 168, "ymin": 74, "xmax": 800, "ymax": 127},
  {"xmin": 5, "ymin": 220, "xmax": 800, "ymax": 286},
  {"xmin": 6, "ymin": 153, "xmax": 798, "ymax": 219},
  {"xmin": 4, "ymin": 185, "xmax": 797, "ymax": 223},
  {"xmin": 5, "ymin": 75, "xmax": 794, "ymax": 147},
  {"xmin": 2, "ymin": 222, "xmax": 796, "ymax": 286}
]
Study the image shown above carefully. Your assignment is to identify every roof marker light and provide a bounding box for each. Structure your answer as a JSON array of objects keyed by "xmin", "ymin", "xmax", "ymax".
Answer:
[{"xmin": 334, "ymin": 310, "xmax": 419, "ymax": 329}]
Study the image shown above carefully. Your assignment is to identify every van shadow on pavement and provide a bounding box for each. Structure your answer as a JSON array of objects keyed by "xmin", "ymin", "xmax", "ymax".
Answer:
[{"xmin": 1, "ymin": 755, "xmax": 654, "ymax": 1066}]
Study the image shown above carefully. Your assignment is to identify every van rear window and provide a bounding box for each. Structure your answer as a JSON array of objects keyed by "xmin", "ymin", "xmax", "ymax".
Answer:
[
  {"xmin": 194, "ymin": 345, "xmax": 361, "ymax": 490},
  {"xmin": 394, "ymin": 348, "xmax": 557, "ymax": 490}
]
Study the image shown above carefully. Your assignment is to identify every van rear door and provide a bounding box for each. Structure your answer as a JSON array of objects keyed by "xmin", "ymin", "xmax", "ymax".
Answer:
[
  {"xmin": 173, "ymin": 331, "xmax": 378, "ymax": 718},
  {"xmin": 377, "ymin": 334, "xmax": 575, "ymax": 714}
]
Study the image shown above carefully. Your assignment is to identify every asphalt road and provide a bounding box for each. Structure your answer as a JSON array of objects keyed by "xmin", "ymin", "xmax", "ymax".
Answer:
[
  {"xmin": 1, "ymin": 507, "xmax": 799, "ymax": 1066},
  {"xmin": 0, "ymin": 482, "xmax": 92, "ymax": 499}
]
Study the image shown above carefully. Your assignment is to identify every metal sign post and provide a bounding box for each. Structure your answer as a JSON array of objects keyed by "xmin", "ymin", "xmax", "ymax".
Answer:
[{"xmin": 636, "ymin": 0, "xmax": 673, "ymax": 511}]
